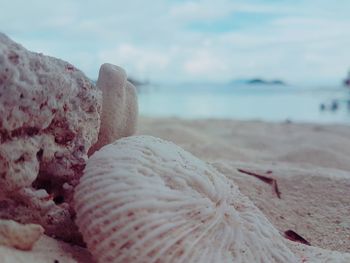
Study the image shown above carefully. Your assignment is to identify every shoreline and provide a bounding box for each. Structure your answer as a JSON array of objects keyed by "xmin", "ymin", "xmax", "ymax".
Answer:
[{"xmin": 139, "ymin": 114, "xmax": 350, "ymax": 126}]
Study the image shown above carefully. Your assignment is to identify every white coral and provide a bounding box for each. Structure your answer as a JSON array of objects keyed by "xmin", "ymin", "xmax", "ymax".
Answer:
[
  {"xmin": 75, "ymin": 136, "xmax": 298, "ymax": 263},
  {"xmin": 88, "ymin": 63, "xmax": 138, "ymax": 155}
]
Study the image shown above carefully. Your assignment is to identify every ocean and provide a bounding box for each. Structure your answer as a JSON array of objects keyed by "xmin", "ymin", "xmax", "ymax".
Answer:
[{"xmin": 138, "ymin": 84, "xmax": 350, "ymax": 124}]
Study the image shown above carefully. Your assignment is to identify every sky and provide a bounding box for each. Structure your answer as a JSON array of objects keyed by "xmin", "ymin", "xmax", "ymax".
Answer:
[{"xmin": 0, "ymin": 0, "xmax": 350, "ymax": 85}]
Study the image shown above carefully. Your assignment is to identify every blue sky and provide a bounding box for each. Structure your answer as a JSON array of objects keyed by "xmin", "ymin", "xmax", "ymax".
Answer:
[{"xmin": 0, "ymin": 0, "xmax": 350, "ymax": 84}]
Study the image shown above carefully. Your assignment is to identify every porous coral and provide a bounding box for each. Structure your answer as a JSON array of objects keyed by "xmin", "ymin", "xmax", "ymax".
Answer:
[{"xmin": 0, "ymin": 32, "xmax": 102, "ymax": 242}]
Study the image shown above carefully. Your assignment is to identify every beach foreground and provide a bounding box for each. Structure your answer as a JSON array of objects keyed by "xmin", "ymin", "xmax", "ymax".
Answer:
[
  {"xmin": 1, "ymin": 32, "xmax": 349, "ymax": 262},
  {"xmin": 138, "ymin": 117, "xmax": 350, "ymax": 253},
  {"xmin": 1, "ymin": 117, "xmax": 350, "ymax": 262}
]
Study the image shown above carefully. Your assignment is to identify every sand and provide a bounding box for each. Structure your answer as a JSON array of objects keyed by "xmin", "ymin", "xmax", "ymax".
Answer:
[
  {"xmin": 0, "ymin": 235, "xmax": 94, "ymax": 263},
  {"xmin": 138, "ymin": 117, "xmax": 350, "ymax": 253},
  {"xmin": 1, "ymin": 117, "xmax": 349, "ymax": 261}
]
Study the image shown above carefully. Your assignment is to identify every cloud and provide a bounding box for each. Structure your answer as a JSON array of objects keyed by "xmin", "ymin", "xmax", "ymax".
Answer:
[
  {"xmin": 98, "ymin": 44, "xmax": 171, "ymax": 79},
  {"xmin": 183, "ymin": 49, "xmax": 229, "ymax": 77},
  {"xmin": 170, "ymin": 0, "xmax": 232, "ymax": 21},
  {"xmin": 0, "ymin": 0, "xmax": 349, "ymax": 84},
  {"xmin": 169, "ymin": 0, "xmax": 294, "ymax": 22}
]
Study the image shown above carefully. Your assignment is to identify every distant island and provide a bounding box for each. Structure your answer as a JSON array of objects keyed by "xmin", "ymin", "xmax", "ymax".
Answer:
[
  {"xmin": 343, "ymin": 70, "xmax": 350, "ymax": 87},
  {"xmin": 246, "ymin": 78, "xmax": 287, "ymax": 86},
  {"xmin": 93, "ymin": 77, "xmax": 149, "ymax": 86},
  {"xmin": 230, "ymin": 78, "xmax": 287, "ymax": 86},
  {"xmin": 128, "ymin": 77, "xmax": 149, "ymax": 87}
]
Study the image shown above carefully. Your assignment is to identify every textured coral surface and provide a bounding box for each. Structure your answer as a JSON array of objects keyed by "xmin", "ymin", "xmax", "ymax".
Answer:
[
  {"xmin": 0, "ymin": 33, "xmax": 102, "ymax": 242},
  {"xmin": 75, "ymin": 136, "xmax": 298, "ymax": 263}
]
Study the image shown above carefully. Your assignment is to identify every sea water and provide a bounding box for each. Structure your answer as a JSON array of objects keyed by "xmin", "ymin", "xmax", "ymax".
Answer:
[{"xmin": 138, "ymin": 84, "xmax": 350, "ymax": 124}]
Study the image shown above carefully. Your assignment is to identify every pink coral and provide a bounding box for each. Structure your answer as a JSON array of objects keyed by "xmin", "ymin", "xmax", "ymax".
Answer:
[{"xmin": 0, "ymin": 33, "xmax": 102, "ymax": 242}]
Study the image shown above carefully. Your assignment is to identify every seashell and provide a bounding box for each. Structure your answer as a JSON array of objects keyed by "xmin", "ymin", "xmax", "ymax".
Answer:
[
  {"xmin": 74, "ymin": 136, "xmax": 298, "ymax": 262},
  {"xmin": 0, "ymin": 219, "xmax": 44, "ymax": 250}
]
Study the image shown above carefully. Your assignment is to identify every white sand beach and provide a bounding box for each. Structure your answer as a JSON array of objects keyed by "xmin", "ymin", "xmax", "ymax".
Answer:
[
  {"xmin": 138, "ymin": 117, "xmax": 350, "ymax": 253},
  {"xmin": 1, "ymin": 117, "xmax": 350, "ymax": 262},
  {"xmin": 1, "ymin": 1, "xmax": 350, "ymax": 257}
]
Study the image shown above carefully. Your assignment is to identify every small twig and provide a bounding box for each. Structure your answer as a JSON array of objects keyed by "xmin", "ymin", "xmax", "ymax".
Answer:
[
  {"xmin": 284, "ymin": 230, "xmax": 311, "ymax": 246},
  {"xmin": 237, "ymin": 168, "xmax": 281, "ymax": 198},
  {"xmin": 272, "ymin": 180, "xmax": 281, "ymax": 199},
  {"xmin": 237, "ymin": 168, "xmax": 273, "ymax": 183}
]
